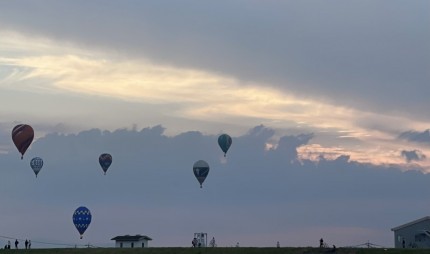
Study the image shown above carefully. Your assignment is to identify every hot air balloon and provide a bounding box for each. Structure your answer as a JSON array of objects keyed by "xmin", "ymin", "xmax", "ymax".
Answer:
[
  {"xmin": 218, "ymin": 134, "xmax": 232, "ymax": 157},
  {"xmin": 73, "ymin": 206, "xmax": 92, "ymax": 239},
  {"xmin": 12, "ymin": 124, "xmax": 34, "ymax": 159},
  {"xmin": 99, "ymin": 153, "xmax": 112, "ymax": 175},
  {"xmin": 30, "ymin": 157, "xmax": 43, "ymax": 177},
  {"xmin": 193, "ymin": 160, "xmax": 210, "ymax": 188}
]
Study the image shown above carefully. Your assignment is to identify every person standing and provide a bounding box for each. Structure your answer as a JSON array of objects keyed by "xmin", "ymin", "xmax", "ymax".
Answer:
[
  {"xmin": 209, "ymin": 237, "xmax": 216, "ymax": 247},
  {"xmin": 28, "ymin": 240, "xmax": 31, "ymax": 249},
  {"xmin": 320, "ymin": 238, "xmax": 324, "ymax": 248},
  {"xmin": 25, "ymin": 239, "xmax": 28, "ymax": 249},
  {"xmin": 14, "ymin": 239, "xmax": 19, "ymax": 249}
]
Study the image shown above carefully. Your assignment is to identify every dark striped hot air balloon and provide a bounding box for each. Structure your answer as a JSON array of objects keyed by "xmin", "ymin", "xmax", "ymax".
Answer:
[
  {"xmin": 99, "ymin": 153, "xmax": 112, "ymax": 175},
  {"xmin": 193, "ymin": 160, "xmax": 210, "ymax": 188},
  {"xmin": 12, "ymin": 124, "xmax": 34, "ymax": 159}
]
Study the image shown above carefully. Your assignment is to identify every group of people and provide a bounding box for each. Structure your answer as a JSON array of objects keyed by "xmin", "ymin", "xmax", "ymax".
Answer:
[
  {"xmin": 3, "ymin": 239, "xmax": 31, "ymax": 249},
  {"xmin": 191, "ymin": 237, "xmax": 199, "ymax": 247},
  {"xmin": 192, "ymin": 237, "xmax": 216, "ymax": 247},
  {"xmin": 320, "ymin": 238, "xmax": 336, "ymax": 252}
]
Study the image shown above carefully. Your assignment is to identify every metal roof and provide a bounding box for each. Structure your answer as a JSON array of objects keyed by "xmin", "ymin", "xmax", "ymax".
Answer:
[
  {"xmin": 111, "ymin": 234, "xmax": 152, "ymax": 241},
  {"xmin": 391, "ymin": 216, "xmax": 430, "ymax": 231}
]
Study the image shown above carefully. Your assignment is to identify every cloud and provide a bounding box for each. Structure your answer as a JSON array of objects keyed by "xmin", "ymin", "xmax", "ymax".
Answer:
[
  {"xmin": 1, "ymin": 3, "xmax": 429, "ymax": 172},
  {"xmin": 0, "ymin": 1, "xmax": 428, "ymax": 122},
  {"xmin": 1, "ymin": 20, "xmax": 429, "ymax": 171},
  {"xmin": 0, "ymin": 31, "xmax": 400, "ymax": 134},
  {"xmin": 269, "ymin": 133, "xmax": 314, "ymax": 164},
  {"xmin": 399, "ymin": 129, "xmax": 430, "ymax": 144},
  {"xmin": 401, "ymin": 150, "xmax": 426, "ymax": 163}
]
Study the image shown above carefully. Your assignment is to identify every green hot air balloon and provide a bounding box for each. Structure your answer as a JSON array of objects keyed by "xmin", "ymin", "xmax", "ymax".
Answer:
[{"xmin": 218, "ymin": 134, "xmax": 232, "ymax": 157}]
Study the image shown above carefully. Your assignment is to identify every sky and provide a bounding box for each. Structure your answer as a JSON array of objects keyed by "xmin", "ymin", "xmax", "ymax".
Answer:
[{"xmin": 0, "ymin": 0, "xmax": 429, "ymax": 249}]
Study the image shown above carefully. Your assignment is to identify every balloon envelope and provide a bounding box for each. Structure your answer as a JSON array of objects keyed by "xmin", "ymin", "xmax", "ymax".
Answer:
[
  {"xmin": 99, "ymin": 153, "xmax": 112, "ymax": 175},
  {"xmin": 73, "ymin": 206, "xmax": 92, "ymax": 239},
  {"xmin": 30, "ymin": 157, "xmax": 43, "ymax": 177},
  {"xmin": 193, "ymin": 160, "xmax": 210, "ymax": 188},
  {"xmin": 218, "ymin": 134, "xmax": 232, "ymax": 157},
  {"xmin": 12, "ymin": 124, "xmax": 34, "ymax": 159}
]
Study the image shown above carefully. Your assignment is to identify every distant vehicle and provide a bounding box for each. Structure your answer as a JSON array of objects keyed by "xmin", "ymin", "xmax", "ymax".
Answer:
[
  {"xmin": 30, "ymin": 157, "xmax": 43, "ymax": 177},
  {"xmin": 218, "ymin": 134, "xmax": 232, "ymax": 157},
  {"xmin": 193, "ymin": 160, "xmax": 210, "ymax": 188},
  {"xmin": 73, "ymin": 206, "xmax": 92, "ymax": 239},
  {"xmin": 99, "ymin": 153, "xmax": 112, "ymax": 175},
  {"xmin": 12, "ymin": 124, "xmax": 34, "ymax": 159}
]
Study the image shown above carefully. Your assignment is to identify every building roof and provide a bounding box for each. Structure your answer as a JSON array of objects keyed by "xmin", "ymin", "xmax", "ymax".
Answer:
[
  {"xmin": 391, "ymin": 216, "xmax": 430, "ymax": 231},
  {"xmin": 111, "ymin": 234, "xmax": 152, "ymax": 241}
]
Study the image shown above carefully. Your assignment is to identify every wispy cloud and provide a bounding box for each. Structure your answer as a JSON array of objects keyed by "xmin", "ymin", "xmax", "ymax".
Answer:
[
  {"xmin": 0, "ymin": 34, "xmax": 411, "ymax": 134},
  {"xmin": 0, "ymin": 31, "xmax": 365, "ymax": 130}
]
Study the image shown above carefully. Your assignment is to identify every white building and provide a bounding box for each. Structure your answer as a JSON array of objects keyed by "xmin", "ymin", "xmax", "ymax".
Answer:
[
  {"xmin": 391, "ymin": 216, "xmax": 430, "ymax": 248},
  {"xmin": 193, "ymin": 233, "xmax": 207, "ymax": 247},
  {"xmin": 111, "ymin": 234, "xmax": 152, "ymax": 248}
]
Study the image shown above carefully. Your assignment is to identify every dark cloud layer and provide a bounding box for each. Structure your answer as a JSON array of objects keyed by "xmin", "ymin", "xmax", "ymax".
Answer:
[
  {"xmin": 0, "ymin": 125, "xmax": 428, "ymax": 247},
  {"xmin": 401, "ymin": 150, "xmax": 426, "ymax": 163},
  {"xmin": 399, "ymin": 129, "xmax": 430, "ymax": 144},
  {"xmin": 0, "ymin": 0, "xmax": 429, "ymax": 121}
]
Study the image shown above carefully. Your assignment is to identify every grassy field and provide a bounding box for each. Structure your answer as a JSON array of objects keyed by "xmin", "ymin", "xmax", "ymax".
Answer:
[{"xmin": 0, "ymin": 247, "xmax": 428, "ymax": 254}]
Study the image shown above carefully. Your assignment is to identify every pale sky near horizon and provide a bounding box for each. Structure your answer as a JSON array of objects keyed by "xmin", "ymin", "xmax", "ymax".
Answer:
[{"xmin": 0, "ymin": 0, "xmax": 429, "ymax": 249}]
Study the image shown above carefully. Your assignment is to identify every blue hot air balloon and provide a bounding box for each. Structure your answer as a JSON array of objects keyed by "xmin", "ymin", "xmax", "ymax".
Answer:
[
  {"xmin": 193, "ymin": 160, "xmax": 210, "ymax": 188},
  {"xmin": 73, "ymin": 206, "xmax": 92, "ymax": 239},
  {"xmin": 30, "ymin": 157, "xmax": 43, "ymax": 177},
  {"xmin": 218, "ymin": 134, "xmax": 232, "ymax": 157},
  {"xmin": 99, "ymin": 153, "xmax": 112, "ymax": 175}
]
